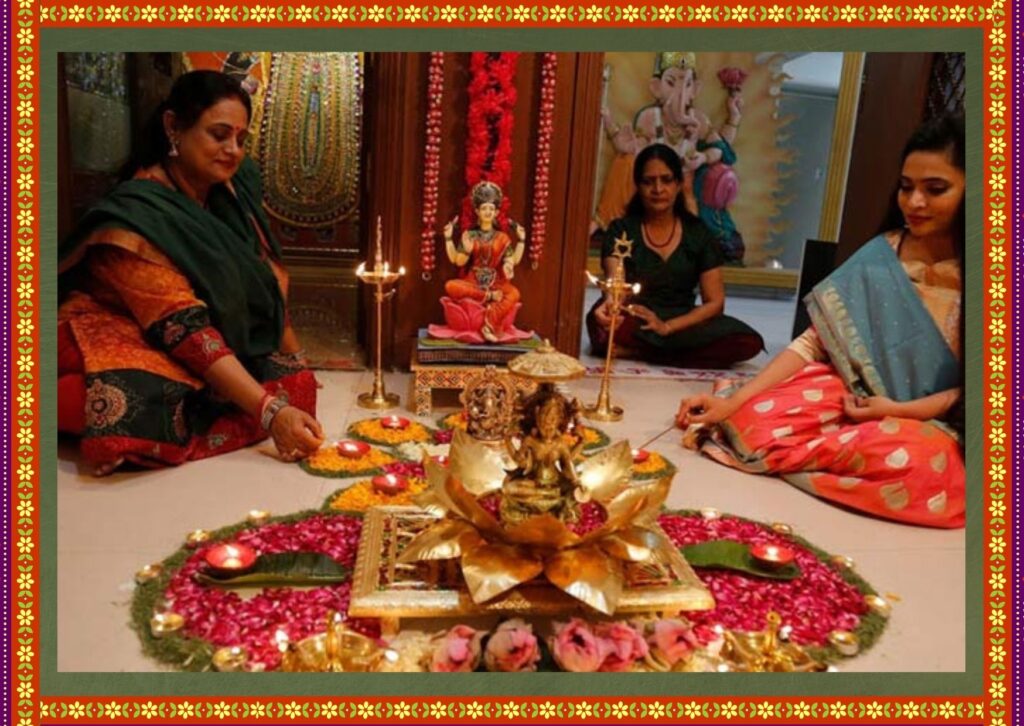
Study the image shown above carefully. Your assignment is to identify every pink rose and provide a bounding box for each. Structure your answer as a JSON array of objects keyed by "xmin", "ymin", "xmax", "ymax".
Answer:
[
  {"xmin": 429, "ymin": 625, "xmax": 483, "ymax": 672},
  {"xmin": 550, "ymin": 618, "xmax": 607, "ymax": 672},
  {"xmin": 717, "ymin": 66, "xmax": 748, "ymax": 92},
  {"xmin": 484, "ymin": 619, "xmax": 541, "ymax": 672},
  {"xmin": 595, "ymin": 622, "xmax": 648, "ymax": 672},
  {"xmin": 650, "ymin": 619, "xmax": 701, "ymax": 666}
]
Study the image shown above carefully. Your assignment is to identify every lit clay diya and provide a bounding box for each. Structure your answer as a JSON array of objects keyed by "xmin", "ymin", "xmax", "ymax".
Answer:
[
  {"xmin": 750, "ymin": 543, "xmax": 796, "ymax": 569},
  {"xmin": 631, "ymin": 448, "xmax": 651, "ymax": 464},
  {"xmin": 336, "ymin": 440, "xmax": 371, "ymax": 459},
  {"xmin": 204, "ymin": 542, "xmax": 258, "ymax": 576},
  {"xmin": 381, "ymin": 416, "xmax": 410, "ymax": 430},
  {"xmin": 372, "ymin": 474, "xmax": 410, "ymax": 496}
]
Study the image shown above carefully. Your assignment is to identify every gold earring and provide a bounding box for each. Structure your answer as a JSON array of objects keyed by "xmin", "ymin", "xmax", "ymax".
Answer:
[{"xmin": 168, "ymin": 138, "xmax": 179, "ymax": 157}]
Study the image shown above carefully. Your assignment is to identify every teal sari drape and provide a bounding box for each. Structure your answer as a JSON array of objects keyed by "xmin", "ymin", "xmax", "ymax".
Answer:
[{"xmin": 804, "ymin": 234, "xmax": 960, "ymax": 402}]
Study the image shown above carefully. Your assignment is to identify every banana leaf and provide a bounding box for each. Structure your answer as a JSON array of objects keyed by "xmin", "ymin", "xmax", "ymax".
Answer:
[
  {"xmin": 681, "ymin": 540, "xmax": 801, "ymax": 581},
  {"xmin": 195, "ymin": 552, "xmax": 349, "ymax": 588}
]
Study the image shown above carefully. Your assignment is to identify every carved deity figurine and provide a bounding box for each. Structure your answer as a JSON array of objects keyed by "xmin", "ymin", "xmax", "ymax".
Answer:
[
  {"xmin": 500, "ymin": 388, "xmax": 586, "ymax": 525},
  {"xmin": 427, "ymin": 181, "xmax": 534, "ymax": 344}
]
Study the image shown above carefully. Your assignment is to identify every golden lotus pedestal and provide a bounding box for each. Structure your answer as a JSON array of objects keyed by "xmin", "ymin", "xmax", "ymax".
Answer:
[{"xmin": 348, "ymin": 507, "xmax": 715, "ymax": 636}]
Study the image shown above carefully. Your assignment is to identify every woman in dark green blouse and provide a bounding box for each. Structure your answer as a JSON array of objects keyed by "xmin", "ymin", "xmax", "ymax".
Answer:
[{"xmin": 586, "ymin": 144, "xmax": 763, "ymax": 368}]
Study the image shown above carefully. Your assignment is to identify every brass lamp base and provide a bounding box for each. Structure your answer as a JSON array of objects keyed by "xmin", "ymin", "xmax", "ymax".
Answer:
[
  {"xmin": 357, "ymin": 391, "xmax": 400, "ymax": 410},
  {"xmin": 582, "ymin": 402, "xmax": 623, "ymax": 422}
]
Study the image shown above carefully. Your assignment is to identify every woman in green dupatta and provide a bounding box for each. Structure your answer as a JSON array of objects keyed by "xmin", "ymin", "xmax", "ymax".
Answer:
[
  {"xmin": 677, "ymin": 115, "xmax": 965, "ymax": 527},
  {"xmin": 58, "ymin": 71, "xmax": 323, "ymax": 475}
]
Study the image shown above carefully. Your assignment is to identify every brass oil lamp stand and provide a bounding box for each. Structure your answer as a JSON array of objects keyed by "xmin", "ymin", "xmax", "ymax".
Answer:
[
  {"xmin": 356, "ymin": 217, "xmax": 406, "ymax": 410},
  {"xmin": 583, "ymin": 236, "xmax": 640, "ymax": 422}
]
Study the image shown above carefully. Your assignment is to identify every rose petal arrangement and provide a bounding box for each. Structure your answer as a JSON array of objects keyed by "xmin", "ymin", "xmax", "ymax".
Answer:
[{"xmin": 131, "ymin": 501, "xmax": 887, "ymax": 671}]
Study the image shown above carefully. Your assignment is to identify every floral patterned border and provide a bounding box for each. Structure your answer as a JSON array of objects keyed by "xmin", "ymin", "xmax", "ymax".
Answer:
[{"xmin": 16, "ymin": 1, "xmax": 1009, "ymax": 724}]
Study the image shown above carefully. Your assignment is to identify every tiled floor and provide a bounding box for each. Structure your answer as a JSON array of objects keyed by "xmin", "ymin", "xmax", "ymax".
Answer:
[{"xmin": 57, "ymin": 368, "xmax": 965, "ymax": 672}]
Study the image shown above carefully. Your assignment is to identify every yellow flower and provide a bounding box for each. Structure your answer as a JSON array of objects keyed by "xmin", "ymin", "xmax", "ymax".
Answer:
[
  {"xmin": 285, "ymin": 702, "xmax": 303, "ymax": 719},
  {"xmin": 989, "ymin": 100, "xmax": 1006, "ymax": 118},
  {"xmin": 730, "ymin": 5, "xmax": 749, "ymax": 22},
  {"xmin": 177, "ymin": 6, "xmax": 196, "ymax": 22},
  {"xmin": 989, "ymin": 137, "xmax": 1006, "ymax": 155},
  {"xmin": 570, "ymin": 702, "xmax": 590, "ymax": 718},
  {"xmin": 585, "ymin": 5, "xmax": 605, "ymax": 22},
  {"xmin": 305, "ymin": 444, "xmax": 397, "ymax": 475},
  {"xmin": 17, "ymin": 392, "xmax": 34, "ymax": 408},
  {"xmin": 18, "ymin": 537, "xmax": 33, "ymax": 554},
  {"xmin": 901, "ymin": 702, "xmax": 920, "ymax": 718},
  {"xmin": 17, "ymin": 355, "xmax": 33, "ymax": 372},
  {"xmin": 548, "ymin": 5, "xmax": 568, "ymax": 21},
  {"xmin": 177, "ymin": 702, "xmax": 195, "ymax": 718},
  {"xmin": 989, "ymin": 537, "xmax": 1005, "ymax": 554},
  {"xmin": 330, "ymin": 478, "xmax": 427, "ymax": 512},
  {"xmin": 466, "ymin": 702, "xmax": 484, "ymax": 718},
  {"xmin": 988, "ymin": 390, "xmax": 1006, "ymax": 408},
  {"xmin": 16, "ymin": 609, "xmax": 33, "ymax": 627},
  {"xmin": 990, "ymin": 174, "xmax": 1007, "ymax": 192},
  {"xmin": 103, "ymin": 6, "xmax": 123, "ymax": 21},
  {"xmin": 17, "ymin": 464, "xmax": 35, "ymax": 480},
  {"xmin": 17, "ymin": 66, "xmax": 34, "ymax": 82},
  {"xmin": 829, "ymin": 703, "xmax": 848, "ymax": 718},
  {"xmin": 865, "ymin": 702, "xmax": 884, "ymax": 719},
  {"xmin": 350, "ymin": 418, "xmax": 431, "ymax": 445},
  {"xmin": 989, "ymin": 428, "xmax": 1005, "ymax": 446},
  {"xmin": 356, "ymin": 701, "xmax": 375, "ymax": 719},
  {"xmin": 367, "ymin": 6, "xmax": 386, "ymax": 22},
  {"xmin": 403, "ymin": 6, "xmax": 422, "ymax": 21},
  {"xmin": 18, "ymin": 572, "xmax": 34, "ymax": 589},
  {"xmin": 18, "ymin": 282, "xmax": 35, "ymax": 299},
  {"xmin": 475, "ymin": 5, "xmax": 495, "ymax": 21},
  {"xmin": 757, "ymin": 702, "xmax": 776, "ymax": 718},
  {"xmin": 840, "ymin": 5, "xmax": 858, "ymax": 22},
  {"xmin": 988, "ymin": 281, "xmax": 1006, "ymax": 299},
  {"xmin": 611, "ymin": 702, "xmax": 630, "ymax": 718},
  {"xmin": 989, "ymin": 572, "xmax": 1006, "ymax": 590},
  {"xmin": 989, "ymin": 247, "xmax": 1006, "ymax": 266},
  {"xmin": 17, "ymin": 682, "xmax": 33, "ymax": 698},
  {"xmin": 17, "ymin": 28, "xmax": 34, "ymax": 45},
  {"xmin": 141, "ymin": 6, "xmax": 160, "ymax": 22},
  {"xmin": 19, "ymin": 644, "xmax": 35, "ymax": 662},
  {"xmin": 393, "ymin": 702, "xmax": 411, "ymax": 718},
  {"xmin": 989, "ymin": 65, "xmax": 1006, "ymax": 82},
  {"xmin": 647, "ymin": 702, "xmax": 666, "ymax": 719},
  {"xmin": 17, "ymin": 137, "xmax": 33, "ymax": 154},
  {"xmin": 538, "ymin": 702, "xmax": 557, "ymax": 719},
  {"xmin": 912, "ymin": 5, "xmax": 931, "ymax": 22},
  {"xmin": 503, "ymin": 703, "xmax": 521, "ymax": 718},
  {"xmin": 330, "ymin": 6, "xmax": 349, "ymax": 21},
  {"xmin": 294, "ymin": 6, "xmax": 313, "ymax": 21},
  {"xmin": 793, "ymin": 702, "xmax": 811, "ymax": 718},
  {"xmin": 948, "ymin": 5, "xmax": 967, "ymax": 21},
  {"xmin": 695, "ymin": 5, "xmax": 713, "ymax": 21},
  {"xmin": 989, "ymin": 644, "xmax": 1006, "ymax": 661},
  {"xmin": 513, "ymin": 5, "xmax": 530, "ymax": 22},
  {"xmin": 319, "ymin": 703, "xmax": 338, "ymax": 718},
  {"xmin": 212, "ymin": 702, "xmax": 231, "ymax": 719},
  {"xmin": 876, "ymin": 5, "xmax": 895, "ymax": 21},
  {"xmin": 17, "ymin": 318, "xmax": 34, "ymax": 335},
  {"xmin": 18, "ymin": 173, "xmax": 33, "ymax": 190},
  {"xmin": 989, "ymin": 28, "xmax": 1006, "ymax": 45},
  {"xmin": 18, "ymin": 100, "xmax": 35, "ymax": 117},
  {"xmin": 684, "ymin": 702, "xmax": 702, "ymax": 718},
  {"xmin": 720, "ymin": 702, "xmax": 739, "ymax": 718},
  {"xmin": 990, "ymin": 681, "xmax": 1006, "ymax": 699},
  {"xmin": 141, "ymin": 702, "xmax": 159, "ymax": 719},
  {"xmin": 17, "ymin": 500, "xmax": 34, "ymax": 517},
  {"xmin": 440, "ymin": 5, "xmax": 458, "ymax": 22},
  {"xmin": 68, "ymin": 702, "xmax": 86, "ymax": 718},
  {"xmin": 103, "ymin": 702, "xmax": 122, "ymax": 718},
  {"xmin": 938, "ymin": 702, "xmax": 956, "ymax": 719},
  {"xmin": 249, "ymin": 5, "xmax": 270, "ymax": 22},
  {"xmin": 989, "ymin": 501, "xmax": 1007, "ymax": 519},
  {"xmin": 622, "ymin": 5, "xmax": 641, "ymax": 21},
  {"xmin": 68, "ymin": 5, "xmax": 86, "ymax": 22},
  {"xmin": 18, "ymin": 209, "xmax": 34, "ymax": 226},
  {"xmin": 430, "ymin": 702, "xmax": 448, "ymax": 718},
  {"xmin": 767, "ymin": 5, "xmax": 785, "ymax": 22},
  {"xmin": 658, "ymin": 5, "xmax": 677, "ymax": 22},
  {"xmin": 989, "ymin": 461, "xmax": 1006, "ymax": 478},
  {"xmin": 988, "ymin": 318, "xmax": 1006, "ymax": 336}
]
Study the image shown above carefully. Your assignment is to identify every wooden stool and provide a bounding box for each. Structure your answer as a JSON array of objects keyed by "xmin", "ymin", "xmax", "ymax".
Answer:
[{"xmin": 409, "ymin": 350, "xmax": 532, "ymax": 415}]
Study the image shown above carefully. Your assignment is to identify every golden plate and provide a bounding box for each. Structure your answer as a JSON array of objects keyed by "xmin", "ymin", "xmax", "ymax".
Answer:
[{"xmin": 348, "ymin": 506, "xmax": 714, "ymax": 620}]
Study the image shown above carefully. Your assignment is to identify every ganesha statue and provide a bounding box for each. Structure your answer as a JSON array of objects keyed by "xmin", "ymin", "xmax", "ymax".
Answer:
[{"xmin": 427, "ymin": 181, "xmax": 534, "ymax": 344}]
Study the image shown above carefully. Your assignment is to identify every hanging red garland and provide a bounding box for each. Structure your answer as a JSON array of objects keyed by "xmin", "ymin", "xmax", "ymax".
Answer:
[
  {"xmin": 460, "ymin": 52, "xmax": 520, "ymax": 230},
  {"xmin": 420, "ymin": 52, "xmax": 446, "ymax": 280},
  {"xmin": 528, "ymin": 53, "xmax": 558, "ymax": 269}
]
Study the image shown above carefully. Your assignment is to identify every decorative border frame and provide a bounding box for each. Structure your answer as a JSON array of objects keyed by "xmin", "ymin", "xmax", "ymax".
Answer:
[{"xmin": 11, "ymin": 2, "xmax": 1012, "ymax": 724}]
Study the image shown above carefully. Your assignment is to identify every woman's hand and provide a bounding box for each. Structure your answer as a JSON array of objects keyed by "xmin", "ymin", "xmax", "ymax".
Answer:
[
  {"xmin": 629, "ymin": 304, "xmax": 670, "ymax": 336},
  {"xmin": 676, "ymin": 393, "xmax": 738, "ymax": 427},
  {"xmin": 593, "ymin": 298, "xmax": 614, "ymax": 328},
  {"xmin": 843, "ymin": 394, "xmax": 899, "ymax": 422},
  {"xmin": 443, "ymin": 216, "xmax": 458, "ymax": 242},
  {"xmin": 270, "ymin": 406, "xmax": 324, "ymax": 461}
]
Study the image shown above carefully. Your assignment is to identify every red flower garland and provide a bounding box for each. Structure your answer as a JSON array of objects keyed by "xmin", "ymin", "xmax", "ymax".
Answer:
[
  {"xmin": 420, "ymin": 52, "xmax": 445, "ymax": 280},
  {"xmin": 529, "ymin": 53, "xmax": 557, "ymax": 269},
  {"xmin": 460, "ymin": 52, "xmax": 519, "ymax": 230}
]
